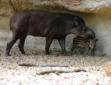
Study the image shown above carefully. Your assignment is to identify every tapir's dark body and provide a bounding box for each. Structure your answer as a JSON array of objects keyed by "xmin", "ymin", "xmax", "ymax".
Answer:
[{"xmin": 6, "ymin": 10, "xmax": 94, "ymax": 56}]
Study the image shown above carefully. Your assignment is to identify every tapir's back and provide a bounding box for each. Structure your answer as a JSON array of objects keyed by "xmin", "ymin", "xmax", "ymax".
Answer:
[{"xmin": 10, "ymin": 10, "xmax": 74, "ymax": 37}]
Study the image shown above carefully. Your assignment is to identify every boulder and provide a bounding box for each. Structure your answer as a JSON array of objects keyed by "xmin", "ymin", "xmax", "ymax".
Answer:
[{"xmin": 106, "ymin": 62, "xmax": 111, "ymax": 76}]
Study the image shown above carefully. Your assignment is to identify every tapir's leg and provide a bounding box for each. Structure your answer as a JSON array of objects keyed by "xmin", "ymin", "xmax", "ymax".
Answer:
[
  {"xmin": 45, "ymin": 37, "xmax": 53, "ymax": 54},
  {"xmin": 70, "ymin": 46, "xmax": 74, "ymax": 55},
  {"xmin": 58, "ymin": 37, "xmax": 67, "ymax": 56},
  {"xmin": 84, "ymin": 46, "xmax": 89, "ymax": 56},
  {"xmin": 76, "ymin": 48, "xmax": 81, "ymax": 55},
  {"xmin": 18, "ymin": 35, "xmax": 27, "ymax": 54},
  {"xmin": 90, "ymin": 49, "xmax": 95, "ymax": 56},
  {"xmin": 6, "ymin": 32, "xmax": 20, "ymax": 56}
]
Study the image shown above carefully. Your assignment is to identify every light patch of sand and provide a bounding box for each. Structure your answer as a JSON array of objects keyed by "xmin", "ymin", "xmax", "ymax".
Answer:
[{"xmin": 0, "ymin": 47, "xmax": 111, "ymax": 85}]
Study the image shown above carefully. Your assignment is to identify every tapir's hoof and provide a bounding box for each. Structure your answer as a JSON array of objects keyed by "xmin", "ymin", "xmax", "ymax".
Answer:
[
  {"xmin": 5, "ymin": 53, "xmax": 11, "ymax": 56},
  {"xmin": 45, "ymin": 52, "xmax": 50, "ymax": 55},
  {"xmin": 64, "ymin": 54, "xmax": 72, "ymax": 56},
  {"xmin": 61, "ymin": 52, "xmax": 68, "ymax": 56},
  {"xmin": 21, "ymin": 51, "xmax": 26, "ymax": 54},
  {"xmin": 69, "ymin": 52, "xmax": 73, "ymax": 56},
  {"xmin": 63, "ymin": 53, "xmax": 68, "ymax": 56},
  {"xmin": 67, "ymin": 53, "xmax": 72, "ymax": 56}
]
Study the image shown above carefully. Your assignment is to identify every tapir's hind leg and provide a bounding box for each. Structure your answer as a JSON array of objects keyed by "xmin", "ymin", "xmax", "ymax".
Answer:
[
  {"xmin": 18, "ymin": 35, "xmax": 27, "ymax": 54},
  {"xmin": 6, "ymin": 32, "xmax": 20, "ymax": 56}
]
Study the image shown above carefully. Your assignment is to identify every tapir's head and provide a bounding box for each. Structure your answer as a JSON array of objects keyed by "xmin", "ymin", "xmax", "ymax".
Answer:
[
  {"xmin": 77, "ymin": 26, "xmax": 95, "ymax": 40},
  {"xmin": 81, "ymin": 27, "xmax": 95, "ymax": 39},
  {"xmin": 71, "ymin": 16, "xmax": 95, "ymax": 39}
]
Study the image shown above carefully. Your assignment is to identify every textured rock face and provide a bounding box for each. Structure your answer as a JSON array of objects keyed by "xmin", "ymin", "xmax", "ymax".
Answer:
[
  {"xmin": 106, "ymin": 62, "xmax": 111, "ymax": 76},
  {"xmin": 1, "ymin": 0, "xmax": 111, "ymax": 16},
  {"xmin": 0, "ymin": 0, "xmax": 111, "ymax": 55}
]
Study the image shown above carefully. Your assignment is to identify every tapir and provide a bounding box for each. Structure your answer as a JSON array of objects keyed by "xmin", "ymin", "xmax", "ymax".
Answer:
[{"xmin": 6, "ymin": 10, "xmax": 94, "ymax": 56}]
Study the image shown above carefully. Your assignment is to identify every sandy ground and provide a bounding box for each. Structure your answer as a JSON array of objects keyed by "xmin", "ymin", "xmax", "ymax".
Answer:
[
  {"xmin": 0, "ymin": 47, "xmax": 111, "ymax": 85},
  {"xmin": 0, "ymin": 30, "xmax": 111, "ymax": 85}
]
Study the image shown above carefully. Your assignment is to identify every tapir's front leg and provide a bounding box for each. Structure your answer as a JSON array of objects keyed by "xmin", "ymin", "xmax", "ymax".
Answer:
[
  {"xmin": 58, "ymin": 37, "xmax": 67, "ymax": 56},
  {"xmin": 45, "ymin": 37, "xmax": 53, "ymax": 55},
  {"xmin": 18, "ymin": 35, "xmax": 27, "ymax": 54}
]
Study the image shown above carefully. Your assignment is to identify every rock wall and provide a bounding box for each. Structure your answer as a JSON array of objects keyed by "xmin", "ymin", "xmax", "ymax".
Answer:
[
  {"xmin": 0, "ymin": 0, "xmax": 111, "ymax": 56},
  {"xmin": 82, "ymin": 14, "xmax": 111, "ymax": 56}
]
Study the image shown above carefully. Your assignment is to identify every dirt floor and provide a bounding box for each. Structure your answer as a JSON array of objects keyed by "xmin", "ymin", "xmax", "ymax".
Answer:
[
  {"xmin": 0, "ymin": 47, "xmax": 111, "ymax": 85},
  {"xmin": 0, "ymin": 30, "xmax": 111, "ymax": 85}
]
